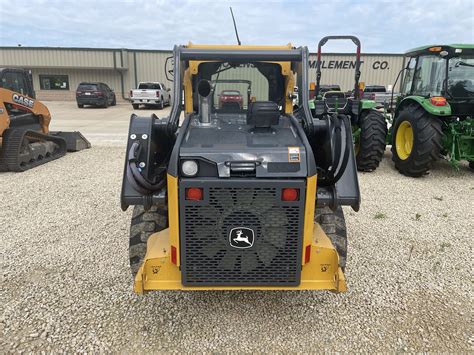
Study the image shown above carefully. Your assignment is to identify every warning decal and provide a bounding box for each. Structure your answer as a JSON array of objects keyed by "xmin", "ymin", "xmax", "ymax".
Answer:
[{"xmin": 288, "ymin": 147, "xmax": 300, "ymax": 162}]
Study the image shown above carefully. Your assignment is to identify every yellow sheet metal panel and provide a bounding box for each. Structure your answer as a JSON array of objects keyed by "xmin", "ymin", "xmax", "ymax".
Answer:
[
  {"xmin": 302, "ymin": 175, "xmax": 317, "ymax": 264},
  {"xmin": 187, "ymin": 43, "xmax": 293, "ymax": 50},
  {"xmin": 134, "ymin": 223, "xmax": 346, "ymax": 293},
  {"xmin": 167, "ymin": 174, "xmax": 180, "ymax": 266}
]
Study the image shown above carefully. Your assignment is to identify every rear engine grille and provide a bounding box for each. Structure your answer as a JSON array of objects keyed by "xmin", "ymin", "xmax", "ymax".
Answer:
[{"xmin": 180, "ymin": 181, "xmax": 305, "ymax": 286}]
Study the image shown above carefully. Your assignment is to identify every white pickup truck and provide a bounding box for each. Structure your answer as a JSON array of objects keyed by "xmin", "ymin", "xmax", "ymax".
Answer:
[{"xmin": 129, "ymin": 82, "xmax": 171, "ymax": 109}]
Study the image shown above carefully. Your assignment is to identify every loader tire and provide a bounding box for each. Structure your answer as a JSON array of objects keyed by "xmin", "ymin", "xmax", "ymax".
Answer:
[
  {"xmin": 129, "ymin": 205, "xmax": 168, "ymax": 278},
  {"xmin": 315, "ymin": 206, "xmax": 347, "ymax": 270},
  {"xmin": 355, "ymin": 110, "xmax": 387, "ymax": 172},
  {"xmin": 391, "ymin": 104, "xmax": 443, "ymax": 177}
]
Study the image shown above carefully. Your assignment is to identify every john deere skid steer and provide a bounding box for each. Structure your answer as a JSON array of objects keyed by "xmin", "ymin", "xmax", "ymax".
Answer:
[
  {"xmin": 121, "ymin": 44, "xmax": 360, "ymax": 293},
  {"xmin": 0, "ymin": 68, "xmax": 90, "ymax": 172}
]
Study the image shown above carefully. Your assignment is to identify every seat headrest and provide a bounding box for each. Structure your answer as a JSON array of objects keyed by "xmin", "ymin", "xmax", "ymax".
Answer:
[{"xmin": 247, "ymin": 101, "xmax": 280, "ymax": 128}]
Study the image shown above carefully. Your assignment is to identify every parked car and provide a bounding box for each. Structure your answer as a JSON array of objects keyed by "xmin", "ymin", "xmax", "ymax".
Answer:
[
  {"xmin": 218, "ymin": 89, "xmax": 243, "ymax": 109},
  {"xmin": 362, "ymin": 85, "xmax": 398, "ymax": 108},
  {"xmin": 130, "ymin": 82, "xmax": 171, "ymax": 109},
  {"xmin": 76, "ymin": 82, "xmax": 116, "ymax": 108}
]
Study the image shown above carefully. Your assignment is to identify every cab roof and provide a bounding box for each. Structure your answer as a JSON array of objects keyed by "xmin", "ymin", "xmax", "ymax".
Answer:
[{"xmin": 405, "ymin": 44, "xmax": 474, "ymax": 56}]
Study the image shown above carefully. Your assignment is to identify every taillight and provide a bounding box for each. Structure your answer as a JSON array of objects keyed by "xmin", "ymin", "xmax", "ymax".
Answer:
[
  {"xmin": 171, "ymin": 245, "xmax": 177, "ymax": 264},
  {"xmin": 304, "ymin": 244, "xmax": 311, "ymax": 263},
  {"xmin": 76, "ymin": 91, "xmax": 82, "ymax": 95},
  {"xmin": 93, "ymin": 91, "xmax": 103, "ymax": 96},
  {"xmin": 430, "ymin": 96, "xmax": 447, "ymax": 106},
  {"xmin": 156, "ymin": 90, "xmax": 160, "ymax": 97},
  {"xmin": 129, "ymin": 90, "xmax": 132, "ymax": 97},
  {"xmin": 281, "ymin": 188, "xmax": 299, "ymax": 201},
  {"xmin": 186, "ymin": 187, "xmax": 203, "ymax": 201}
]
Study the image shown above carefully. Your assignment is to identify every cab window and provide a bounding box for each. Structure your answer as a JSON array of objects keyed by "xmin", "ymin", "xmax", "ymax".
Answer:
[{"xmin": 401, "ymin": 57, "xmax": 416, "ymax": 95}]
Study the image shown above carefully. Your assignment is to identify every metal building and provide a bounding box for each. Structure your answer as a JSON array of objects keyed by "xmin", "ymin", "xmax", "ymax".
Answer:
[{"xmin": 0, "ymin": 46, "xmax": 404, "ymax": 101}]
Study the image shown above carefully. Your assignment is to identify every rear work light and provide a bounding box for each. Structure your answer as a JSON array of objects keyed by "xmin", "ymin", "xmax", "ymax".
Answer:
[
  {"xmin": 281, "ymin": 188, "xmax": 299, "ymax": 201},
  {"xmin": 430, "ymin": 96, "xmax": 447, "ymax": 106},
  {"xmin": 186, "ymin": 187, "xmax": 203, "ymax": 201}
]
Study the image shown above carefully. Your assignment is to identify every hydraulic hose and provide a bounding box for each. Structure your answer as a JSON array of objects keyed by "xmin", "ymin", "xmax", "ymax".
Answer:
[
  {"xmin": 330, "ymin": 114, "xmax": 351, "ymax": 184},
  {"xmin": 126, "ymin": 141, "xmax": 165, "ymax": 194},
  {"xmin": 318, "ymin": 114, "xmax": 352, "ymax": 186}
]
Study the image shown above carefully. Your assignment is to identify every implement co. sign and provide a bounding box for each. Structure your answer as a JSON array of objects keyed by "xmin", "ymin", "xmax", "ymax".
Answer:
[{"xmin": 308, "ymin": 60, "xmax": 390, "ymax": 70}]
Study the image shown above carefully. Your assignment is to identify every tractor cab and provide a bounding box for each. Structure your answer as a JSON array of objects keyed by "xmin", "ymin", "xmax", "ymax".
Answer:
[{"xmin": 400, "ymin": 45, "xmax": 474, "ymax": 117}]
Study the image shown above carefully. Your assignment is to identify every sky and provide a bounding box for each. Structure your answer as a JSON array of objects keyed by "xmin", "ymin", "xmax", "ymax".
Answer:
[{"xmin": 0, "ymin": 0, "xmax": 473, "ymax": 53}]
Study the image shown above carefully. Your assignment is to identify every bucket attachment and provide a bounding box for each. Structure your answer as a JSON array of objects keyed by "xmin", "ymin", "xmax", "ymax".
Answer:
[
  {"xmin": 133, "ymin": 223, "xmax": 347, "ymax": 293},
  {"xmin": 50, "ymin": 131, "xmax": 91, "ymax": 152}
]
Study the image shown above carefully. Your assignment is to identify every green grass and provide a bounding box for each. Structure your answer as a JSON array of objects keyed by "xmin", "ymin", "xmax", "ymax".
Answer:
[{"xmin": 374, "ymin": 212, "xmax": 387, "ymax": 219}]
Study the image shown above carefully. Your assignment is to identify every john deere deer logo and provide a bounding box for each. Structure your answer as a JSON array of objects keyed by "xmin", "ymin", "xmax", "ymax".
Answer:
[{"xmin": 229, "ymin": 227, "xmax": 255, "ymax": 249}]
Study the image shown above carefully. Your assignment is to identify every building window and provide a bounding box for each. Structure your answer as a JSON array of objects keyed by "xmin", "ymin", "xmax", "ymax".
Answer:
[{"xmin": 39, "ymin": 75, "xmax": 69, "ymax": 90}]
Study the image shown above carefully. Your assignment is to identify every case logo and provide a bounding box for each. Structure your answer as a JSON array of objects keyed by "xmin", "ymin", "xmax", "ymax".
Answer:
[
  {"xmin": 229, "ymin": 227, "xmax": 254, "ymax": 249},
  {"xmin": 12, "ymin": 93, "xmax": 34, "ymax": 108}
]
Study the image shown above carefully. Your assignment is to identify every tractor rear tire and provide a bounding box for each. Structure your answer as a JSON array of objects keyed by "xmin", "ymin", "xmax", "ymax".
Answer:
[
  {"xmin": 315, "ymin": 206, "xmax": 347, "ymax": 270},
  {"xmin": 391, "ymin": 104, "xmax": 443, "ymax": 177},
  {"xmin": 356, "ymin": 110, "xmax": 387, "ymax": 172},
  {"xmin": 129, "ymin": 205, "xmax": 168, "ymax": 278}
]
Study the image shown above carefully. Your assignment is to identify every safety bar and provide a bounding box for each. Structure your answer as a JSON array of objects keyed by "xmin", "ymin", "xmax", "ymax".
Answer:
[{"xmin": 315, "ymin": 35, "xmax": 362, "ymax": 99}]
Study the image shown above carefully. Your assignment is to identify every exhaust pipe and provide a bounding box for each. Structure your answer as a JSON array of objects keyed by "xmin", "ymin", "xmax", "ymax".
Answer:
[{"xmin": 197, "ymin": 80, "xmax": 212, "ymax": 124}]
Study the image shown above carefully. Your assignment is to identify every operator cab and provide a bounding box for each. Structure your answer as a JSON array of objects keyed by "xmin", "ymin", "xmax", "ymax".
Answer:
[{"xmin": 181, "ymin": 60, "xmax": 306, "ymax": 178}]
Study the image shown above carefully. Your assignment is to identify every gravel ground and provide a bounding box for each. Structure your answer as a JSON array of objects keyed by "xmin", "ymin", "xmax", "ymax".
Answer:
[{"xmin": 1, "ymin": 144, "xmax": 473, "ymax": 352}]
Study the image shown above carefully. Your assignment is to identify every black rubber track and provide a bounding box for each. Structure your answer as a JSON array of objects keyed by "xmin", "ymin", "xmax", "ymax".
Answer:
[
  {"xmin": 391, "ymin": 104, "xmax": 443, "ymax": 177},
  {"xmin": 1, "ymin": 129, "xmax": 67, "ymax": 172},
  {"xmin": 315, "ymin": 206, "xmax": 347, "ymax": 270},
  {"xmin": 129, "ymin": 205, "xmax": 168, "ymax": 277},
  {"xmin": 356, "ymin": 110, "xmax": 388, "ymax": 172}
]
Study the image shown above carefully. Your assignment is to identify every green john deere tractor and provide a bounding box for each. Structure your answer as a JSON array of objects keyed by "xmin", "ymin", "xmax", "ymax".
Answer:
[
  {"xmin": 390, "ymin": 44, "xmax": 474, "ymax": 176},
  {"xmin": 309, "ymin": 36, "xmax": 387, "ymax": 172}
]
